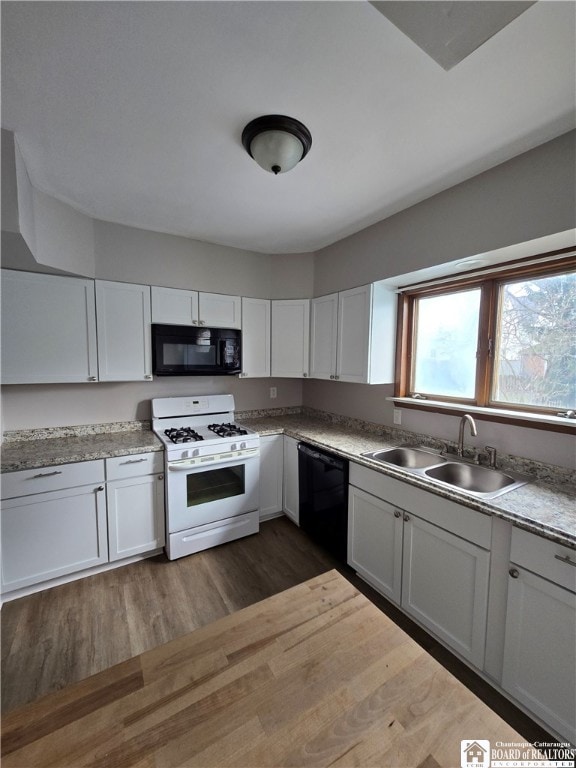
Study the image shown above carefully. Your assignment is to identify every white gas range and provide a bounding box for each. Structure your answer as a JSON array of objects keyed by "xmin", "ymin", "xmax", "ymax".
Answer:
[{"xmin": 152, "ymin": 394, "xmax": 260, "ymax": 560}]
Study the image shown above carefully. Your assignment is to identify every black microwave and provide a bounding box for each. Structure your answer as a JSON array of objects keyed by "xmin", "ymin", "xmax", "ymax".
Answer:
[{"xmin": 151, "ymin": 324, "xmax": 242, "ymax": 376}]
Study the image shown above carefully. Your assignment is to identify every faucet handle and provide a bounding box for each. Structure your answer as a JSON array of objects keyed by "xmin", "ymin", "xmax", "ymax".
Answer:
[{"xmin": 484, "ymin": 445, "xmax": 497, "ymax": 469}]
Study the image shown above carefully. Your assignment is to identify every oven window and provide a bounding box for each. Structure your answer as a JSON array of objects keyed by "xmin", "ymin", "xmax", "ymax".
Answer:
[{"xmin": 186, "ymin": 465, "xmax": 245, "ymax": 507}]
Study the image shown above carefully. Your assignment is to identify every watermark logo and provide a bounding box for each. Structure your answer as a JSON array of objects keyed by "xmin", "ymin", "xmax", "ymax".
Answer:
[
  {"xmin": 461, "ymin": 740, "xmax": 491, "ymax": 768},
  {"xmin": 461, "ymin": 740, "xmax": 575, "ymax": 768}
]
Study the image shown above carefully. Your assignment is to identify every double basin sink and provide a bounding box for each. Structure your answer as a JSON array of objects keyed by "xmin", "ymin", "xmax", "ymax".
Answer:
[{"xmin": 361, "ymin": 446, "xmax": 529, "ymax": 500}]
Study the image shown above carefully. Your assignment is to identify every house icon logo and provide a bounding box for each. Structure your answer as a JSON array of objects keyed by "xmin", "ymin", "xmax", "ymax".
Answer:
[{"xmin": 461, "ymin": 740, "xmax": 490, "ymax": 768}]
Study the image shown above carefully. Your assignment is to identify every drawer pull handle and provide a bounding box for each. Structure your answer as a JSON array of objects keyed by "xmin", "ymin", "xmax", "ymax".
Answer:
[
  {"xmin": 31, "ymin": 470, "xmax": 63, "ymax": 479},
  {"xmin": 403, "ymin": 512, "xmax": 410, "ymax": 522},
  {"xmin": 394, "ymin": 510, "xmax": 402, "ymax": 518},
  {"xmin": 120, "ymin": 458, "xmax": 147, "ymax": 464},
  {"xmin": 554, "ymin": 554, "xmax": 576, "ymax": 568},
  {"xmin": 509, "ymin": 568, "xmax": 520, "ymax": 579}
]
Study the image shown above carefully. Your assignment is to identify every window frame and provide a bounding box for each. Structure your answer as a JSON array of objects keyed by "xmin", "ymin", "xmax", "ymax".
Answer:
[{"xmin": 394, "ymin": 250, "xmax": 576, "ymax": 432}]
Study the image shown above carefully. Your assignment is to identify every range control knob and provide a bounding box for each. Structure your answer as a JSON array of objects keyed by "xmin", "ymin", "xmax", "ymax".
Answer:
[
  {"xmin": 192, "ymin": 448, "xmax": 200, "ymax": 457},
  {"xmin": 231, "ymin": 443, "xmax": 237, "ymax": 452},
  {"xmin": 240, "ymin": 441, "xmax": 247, "ymax": 450}
]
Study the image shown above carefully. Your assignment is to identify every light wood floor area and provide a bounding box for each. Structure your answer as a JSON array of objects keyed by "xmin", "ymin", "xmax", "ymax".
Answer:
[{"xmin": 1, "ymin": 516, "xmax": 553, "ymax": 746}]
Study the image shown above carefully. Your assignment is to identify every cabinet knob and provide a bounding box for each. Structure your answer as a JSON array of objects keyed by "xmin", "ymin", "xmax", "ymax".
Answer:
[
  {"xmin": 158, "ymin": 474, "xmax": 164, "ymax": 480},
  {"xmin": 335, "ymin": 375, "xmax": 340, "ymax": 380},
  {"xmin": 88, "ymin": 376, "xmax": 97, "ymax": 382},
  {"xmin": 329, "ymin": 375, "xmax": 334, "ymax": 380},
  {"xmin": 144, "ymin": 374, "xmax": 153, "ymax": 380},
  {"xmin": 394, "ymin": 510, "xmax": 402, "ymax": 518},
  {"xmin": 303, "ymin": 372, "xmax": 308, "ymax": 377},
  {"xmin": 509, "ymin": 568, "xmax": 520, "ymax": 579},
  {"xmin": 96, "ymin": 485, "xmax": 104, "ymax": 492},
  {"xmin": 403, "ymin": 512, "xmax": 410, "ymax": 522}
]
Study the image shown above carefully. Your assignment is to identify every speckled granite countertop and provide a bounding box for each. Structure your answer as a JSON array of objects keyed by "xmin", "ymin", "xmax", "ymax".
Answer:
[
  {"xmin": 2, "ymin": 411, "xmax": 574, "ymax": 550},
  {"xmin": 1, "ymin": 429, "xmax": 163, "ymax": 472},
  {"xmin": 240, "ymin": 414, "xmax": 576, "ymax": 550}
]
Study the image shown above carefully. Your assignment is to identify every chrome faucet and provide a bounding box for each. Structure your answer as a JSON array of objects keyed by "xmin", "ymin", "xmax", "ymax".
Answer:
[{"xmin": 457, "ymin": 414, "xmax": 478, "ymax": 457}]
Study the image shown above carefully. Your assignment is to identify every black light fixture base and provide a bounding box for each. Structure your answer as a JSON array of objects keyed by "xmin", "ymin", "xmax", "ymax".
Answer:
[{"xmin": 241, "ymin": 115, "xmax": 312, "ymax": 161}]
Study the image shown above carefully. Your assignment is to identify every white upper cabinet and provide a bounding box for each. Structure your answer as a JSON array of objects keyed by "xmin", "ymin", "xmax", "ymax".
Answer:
[
  {"xmin": 151, "ymin": 286, "xmax": 199, "ymax": 325},
  {"xmin": 310, "ymin": 283, "xmax": 397, "ymax": 384},
  {"xmin": 271, "ymin": 299, "xmax": 310, "ymax": 378},
  {"xmin": 198, "ymin": 292, "xmax": 241, "ymax": 329},
  {"xmin": 1, "ymin": 269, "xmax": 98, "ymax": 384},
  {"xmin": 152, "ymin": 287, "xmax": 241, "ymax": 329},
  {"xmin": 241, "ymin": 297, "xmax": 270, "ymax": 378},
  {"xmin": 309, "ymin": 293, "xmax": 338, "ymax": 380},
  {"xmin": 95, "ymin": 280, "xmax": 152, "ymax": 381}
]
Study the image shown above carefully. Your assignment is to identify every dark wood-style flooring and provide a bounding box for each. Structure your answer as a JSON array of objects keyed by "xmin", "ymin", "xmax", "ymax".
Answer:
[{"xmin": 1, "ymin": 516, "xmax": 553, "ymax": 746}]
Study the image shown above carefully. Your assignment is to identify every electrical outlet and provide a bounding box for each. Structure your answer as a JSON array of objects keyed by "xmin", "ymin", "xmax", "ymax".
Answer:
[
  {"xmin": 269, "ymin": 386, "xmax": 277, "ymax": 399},
  {"xmin": 393, "ymin": 409, "xmax": 402, "ymax": 425}
]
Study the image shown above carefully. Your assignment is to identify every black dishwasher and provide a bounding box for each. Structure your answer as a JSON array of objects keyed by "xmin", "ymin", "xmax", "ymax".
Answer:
[{"xmin": 297, "ymin": 442, "xmax": 349, "ymax": 562}]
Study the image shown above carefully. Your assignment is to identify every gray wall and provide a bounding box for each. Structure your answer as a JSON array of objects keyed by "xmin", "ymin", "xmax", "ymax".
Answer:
[
  {"xmin": 304, "ymin": 131, "xmax": 576, "ymax": 467},
  {"xmin": 1, "ymin": 377, "xmax": 302, "ymax": 431},
  {"xmin": 94, "ymin": 220, "xmax": 314, "ymax": 299},
  {"xmin": 314, "ymin": 130, "xmax": 576, "ymax": 293}
]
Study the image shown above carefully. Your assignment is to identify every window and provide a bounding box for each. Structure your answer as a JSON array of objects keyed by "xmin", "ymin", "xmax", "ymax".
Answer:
[{"xmin": 396, "ymin": 253, "xmax": 576, "ymax": 424}]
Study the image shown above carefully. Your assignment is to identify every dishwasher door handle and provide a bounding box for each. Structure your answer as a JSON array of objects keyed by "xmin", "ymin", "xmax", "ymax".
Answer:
[{"xmin": 297, "ymin": 443, "xmax": 345, "ymax": 470}]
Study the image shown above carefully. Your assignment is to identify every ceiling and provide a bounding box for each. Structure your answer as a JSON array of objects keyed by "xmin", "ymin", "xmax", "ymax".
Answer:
[{"xmin": 2, "ymin": 1, "xmax": 575, "ymax": 255}]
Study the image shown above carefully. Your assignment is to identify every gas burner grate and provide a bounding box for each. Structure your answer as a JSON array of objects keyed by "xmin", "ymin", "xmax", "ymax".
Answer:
[
  {"xmin": 207, "ymin": 422, "xmax": 249, "ymax": 438},
  {"xmin": 164, "ymin": 427, "xmax": 205, "ymax": 444}
]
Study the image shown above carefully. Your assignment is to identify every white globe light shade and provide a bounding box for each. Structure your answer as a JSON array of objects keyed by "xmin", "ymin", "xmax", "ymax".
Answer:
[{"xmin": 249, "ymin": 130, "xmax": 305, "ymax": 175}]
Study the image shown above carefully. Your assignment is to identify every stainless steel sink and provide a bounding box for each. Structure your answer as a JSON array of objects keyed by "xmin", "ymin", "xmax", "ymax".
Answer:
[
  {"xmin": 361, "ymin": 446, "xmax": 529, "ymax": 500},
  {"xmin": 362, "ymin": 447, "xmax": 446, "ymax": 469},
  {"xmin": 424, "ymin": 462, "xmax": 528, "ymax": 499}
]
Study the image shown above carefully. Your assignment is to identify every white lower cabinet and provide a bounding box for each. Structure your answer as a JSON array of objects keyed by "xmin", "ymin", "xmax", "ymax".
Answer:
[
  {"xmin": 348, "ymin": 463, "xmax": 490, "ymax": 667},
  {"xmin": 106, "ymin": 453, "xmax": 165, "ymax": 561},
  {"xmin": 401, "ymin": 512, "xmax": 490, "ymax": 668},
  {"xmin": 1, "ymin": 461, "xmax": 108, "ymax": 592},
  {"xmin": 348, "ymin": 485, "xmax": 402, "ymax": 603},
  {"xmin": 283, "ymin": 435, "xmax": 299, "ymax": 524},
  {"xmin": 501, "ymin": 528, "xmax": 576, "ymax": 743},
  {"xmin": 259, "ymin": 435, "xmax": 283, "ymax": 520}
]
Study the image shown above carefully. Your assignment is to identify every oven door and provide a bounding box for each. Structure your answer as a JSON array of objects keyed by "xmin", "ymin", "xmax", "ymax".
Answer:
[{"xmin": 166, "ymin": 449, "xmax": 259, "ymax": 533}]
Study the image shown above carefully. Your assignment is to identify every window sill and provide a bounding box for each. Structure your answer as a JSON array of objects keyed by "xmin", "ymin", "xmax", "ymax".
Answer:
[{"xmin": 387, "ymin": 397, "xmax": 576, "ymax": 434}]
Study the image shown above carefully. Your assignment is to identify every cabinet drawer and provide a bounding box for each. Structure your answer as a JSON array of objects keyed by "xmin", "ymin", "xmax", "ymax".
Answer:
[
  {"xmin": 510, "ymin": 527, "xmax": 576, "ymax": 593},
  {"xmin": 1, "ymin": 460, "xmax": 105, "ymax": 500},
  {"xmin": 106, "ymin": 452, "xmax": 163, "ymax": 480}
]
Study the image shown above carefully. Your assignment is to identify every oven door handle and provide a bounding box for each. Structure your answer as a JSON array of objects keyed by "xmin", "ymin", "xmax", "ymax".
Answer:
[{"xmin": 167, "ymin": 449, "xmax": 259, "ymax": 471}]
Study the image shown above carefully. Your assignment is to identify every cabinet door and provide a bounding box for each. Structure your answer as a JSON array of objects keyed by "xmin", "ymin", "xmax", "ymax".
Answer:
[
  {"xmin": 95, "ymin": 280, "xmax": 152, "ymax": 381},
  {"xmin": 241, "ymin": 297, "xmax": 271, "ymax": 378},
  {"xmin": 151, "ymin": 286, "xmax": 198, "ymax": 325},
  {"xmin": 336, "ymin": 284, "xmax": 371, "ymax": 383},
  {"xmin": 198, "ymin": 292, "xmax": 241, "ymax": 329},
  {"xmin": 502, "ymin": 567, "xmax": 576, "ymax": 744},
  {"xmin": 283, "ymin": 436, "xmax": 299, "ymax": 524},
  {"xmin": 259, "ymin": 435, "xmax": 283, "ymax": 520},
  {"xmin": 1, "ymin": 270, "xmax": 98, "ymax": 384},
  {"xmin": 310, "ymin": 293, "xmax": 338, "ymax": 380},
  {"xmin": 348, "ymin": 486, "xmax": 403, "ymax": 604},
  {"xmin": 402, "ymin": 514, "xmax": 490, "ymax": 667},
  {"xmin": 1, "ymin": 485, "xmax": 108, "ymax": 592},
  {"xmin": 271, "ymin": 299, "xmax": 310, "ymax": 378},
  {"xmin": 107, "ymin": 474, "xmax": 165, "ymax": 561}
]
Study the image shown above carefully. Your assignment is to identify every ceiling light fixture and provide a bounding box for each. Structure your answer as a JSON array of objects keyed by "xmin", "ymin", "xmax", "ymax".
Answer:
[{"xmin": 242, "ymin": 115, "xmax": 312, "ymax": 175}]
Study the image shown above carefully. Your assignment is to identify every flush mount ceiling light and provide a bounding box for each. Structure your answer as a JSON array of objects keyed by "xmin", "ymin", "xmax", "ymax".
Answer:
[{"xmin": 242, "ymin": 115, "xmax": 312, "ymax": 175}]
